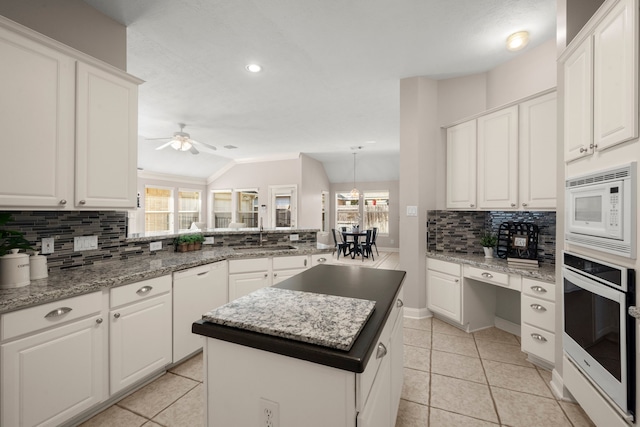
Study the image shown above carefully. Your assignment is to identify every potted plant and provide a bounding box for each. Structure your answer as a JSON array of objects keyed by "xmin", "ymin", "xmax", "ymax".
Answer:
[
  {"xmin": 480, "ymin": 231, "xmax": 498, "ymax": 258},
  {"xmin": 174, "ymin": 235, "xmax": 190, "ymax": 252},
  {"xmin": 0, "ymin": 213, "xmax": 33, "ymax": 256},
  {"xmin": 192, "ymin": 234, "xmax": 204, "ymax": 251}
]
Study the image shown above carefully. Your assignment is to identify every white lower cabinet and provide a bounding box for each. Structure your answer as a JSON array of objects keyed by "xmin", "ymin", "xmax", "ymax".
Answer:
[
  {"xmin": 109, "ymin": 275, "xmax": 172, "ymax": 394},
  {"xmin": 520, "ymin": 278, "xmax": 556, "ymax": 365},
  {"xmin": 228, "ymin": 257, "xmax": 271, "ymax": 301},
  {"xmin": 426, "ymin": 258, "xmax": 462, "ymax": 323},
  {"xmin": 0, "ymin": 292, "xmax": 105, "ymax": 427},
  {"xmin": 272, "ymin": 255, "xmax": 309, "ymax": 284}
]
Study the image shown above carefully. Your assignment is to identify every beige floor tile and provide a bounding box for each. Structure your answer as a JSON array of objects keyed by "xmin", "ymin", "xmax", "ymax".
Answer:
[
  {"xmin": 403, "ymin": 344, "xmax": 430, "ymax": 372},
  {"xmin": 169, "ymin": 352, "xmax": 204, "ymax": 382},
  {"xmin": 118, "ymin": 373, "xmax": 199, "ymax": 419},
  {"xmin": 559, "ymin": 401, "xmax": 596, "ymax": 427},
  {"xmin": 429, "ymin": 407, "xmax": 499, "ymax": 426},
  {"xmin": 432, "ymin": 332, "xmax": 479, "ymax": 358},
  {"xmin": 79, "ymin": 405, "xmax": 147, "ymax": 427},
  {"xmin": 492, "ymin": 387, "xmax": 571, "ymax": 427},
  {"xmin": 483, "ymin": 359, "xmax": 553, "ymax": 398},
  {"xmin": 431, "ymin": 350, "xmax": 486, "ymax": 383},
  {"xmin": 401, "ymin": 368, "xmax": 430, "ymax": 404},
  {"xmin": 475, "ymin": 339, "xmax": 532, "ymax": 367},
  {"xmin": 395, "ymin": 399, "xmax": 428, "ymax": 427},
  {"xmin": 430, "ymin": 374, "xmax": 498, "ymax": 423},
  {"xmin": 142, "ymin": 422, "xmax": 163, "ymax": 427},
  {"xmin": 432, "ymin": 318, "xmax": 469, "ymax": 337},
  {"xmin": 403, "ymin": 316, "xmax": 432, "ymax": 331},
  {"xmin": 152, "ymin": 384, "xmax": 204, "ymax": 427},
  {"xmin": 473, "ymin": 327, "xmax": 519, "ymax": 345},
  {"xmin": 404, "ymin": 327, "xmax": 431, "ymax": 349}
]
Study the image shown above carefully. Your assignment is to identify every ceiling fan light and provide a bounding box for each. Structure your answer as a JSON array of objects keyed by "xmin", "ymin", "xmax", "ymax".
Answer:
[{"xmin": 171, "ymin": 139, "xmax": 192, "ymax": 151}]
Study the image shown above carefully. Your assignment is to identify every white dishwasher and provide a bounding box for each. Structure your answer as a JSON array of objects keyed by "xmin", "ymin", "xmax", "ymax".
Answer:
[{"xmin": 173, "ymin": 260, "xmax": 228, "ymax": 362}]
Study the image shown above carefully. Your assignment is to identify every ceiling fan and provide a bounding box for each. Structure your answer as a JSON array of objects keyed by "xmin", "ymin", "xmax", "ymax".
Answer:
[{"xmin": 147, "ymin": 123, "xmax": 216, "ymax": 155}]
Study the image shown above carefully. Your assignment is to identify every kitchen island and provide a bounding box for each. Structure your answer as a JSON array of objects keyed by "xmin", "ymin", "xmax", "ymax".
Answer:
[{"xmin": 193, "ymin": 264, "xmax": 406, "ymax": 427}]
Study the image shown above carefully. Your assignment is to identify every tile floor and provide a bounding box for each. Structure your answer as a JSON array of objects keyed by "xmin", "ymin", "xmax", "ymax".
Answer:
[{"xmin": 79, "ymin": 252, "xmax": 596, "ymax": 426}]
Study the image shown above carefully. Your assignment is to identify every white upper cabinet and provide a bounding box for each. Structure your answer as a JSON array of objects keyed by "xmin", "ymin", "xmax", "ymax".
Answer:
[
  {"xmin": 446, "ymin": 120, "xmax": 477, "ymax": 209},
  {"xmin": 477, "ymin": 106, "xmax": 519, "ymax": 209},
  {"xmin": 0, "ymin": 18, "xmax": 141, "ymax": 209},
  {"xmin": 519, "ymin": 92, "xmax": 557, "ymax": 209}
]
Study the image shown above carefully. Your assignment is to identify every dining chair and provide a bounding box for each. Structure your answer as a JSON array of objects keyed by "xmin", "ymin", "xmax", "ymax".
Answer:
[
  {"xmin": 332, "ymin": 228, "xmax": 350, "ymax": 259},
  {"xmin": 359, "ymin": 229, "xmax": 374, "ymax": 262},
  {"xmin": 371, "ymin": 227, "xmax": 379, "ymax": 256}
]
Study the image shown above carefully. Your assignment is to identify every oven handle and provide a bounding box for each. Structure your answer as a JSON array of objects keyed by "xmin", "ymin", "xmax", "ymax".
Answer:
[{"xmin": 562, "ymin": 268, "xmax": 626, "ymax": 304}]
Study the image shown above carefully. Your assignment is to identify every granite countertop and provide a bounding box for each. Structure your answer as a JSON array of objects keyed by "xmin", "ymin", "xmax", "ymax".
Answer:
[
  {"xmin": 427, "ymin": 251, "xmax": 556, "ymax": 283},
  {"xmin": 0, "ymin": 243, "xmax": 332, "ymax": 315},
  {"xmin": 193, "ymin": 264, "xmax": 406, "ymax": 373},
  {"xmin": 203, "ymin": 287, "xmax": 376, "ymax": 351}
]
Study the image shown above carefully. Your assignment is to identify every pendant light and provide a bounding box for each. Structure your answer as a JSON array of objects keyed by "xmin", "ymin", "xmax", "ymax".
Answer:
[{"xmin": 350, "ymin": 152, "xmax": 359, "ymax": 198}]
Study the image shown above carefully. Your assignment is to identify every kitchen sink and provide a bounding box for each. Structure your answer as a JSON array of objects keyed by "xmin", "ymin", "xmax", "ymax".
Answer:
[{"xmin": 232, "ymin": 245, "xmax": 297, "ymax": 251}]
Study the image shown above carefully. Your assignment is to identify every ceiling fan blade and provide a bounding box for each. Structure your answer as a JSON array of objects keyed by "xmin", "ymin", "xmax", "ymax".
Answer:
[
  {"xmin": 155, "ymin": 140, "xmax": 174, "ymax": 150},
  {"xmin": 192, "ymin": 140, "xmax": 217, "ymax": 150},
  {"xmin": 189, "ymin": 145, "xmax": 199, "ymax": 155}
]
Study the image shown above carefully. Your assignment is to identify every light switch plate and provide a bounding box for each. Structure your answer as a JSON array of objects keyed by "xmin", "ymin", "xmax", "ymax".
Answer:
[
  {"xmin": 150, "ymin": 241, "xmax": 162, "ymax": 251},
  {"xmin": 406, "ymin": 206, "xmax": 418, "ymax": 217},
  {"xmin": 204, "ymin": 236, "xmax": 214, "ymax": 244},
  {"xmin": 74, "ymin": 236, "xmax": 98, "ymax": 251},
  {"xmin": 41, "ymin": 238, "xmax": 54, "ymax": 254},
  {"xmin": 290, "ymin": 234, "xmax": 299, "ymax": 241}
]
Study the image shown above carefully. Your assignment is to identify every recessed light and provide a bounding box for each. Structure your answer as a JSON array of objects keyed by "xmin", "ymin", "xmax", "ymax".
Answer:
[
  {"xmin": 366, "ymin": 140, "xmax": 376, "ymax": 144},
  {"xmin": 245, "ymin": 64, "xmax": 262, "ymax": 73},
  {"xmin": 506, "ymin": 31, "xmax": 529, "ymax": 51}
]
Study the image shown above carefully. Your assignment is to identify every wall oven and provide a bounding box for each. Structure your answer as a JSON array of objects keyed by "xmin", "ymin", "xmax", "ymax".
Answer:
[
  {"xmin": 563, "ymin": 251, "xmax": 636, "ymax": 420},
  {"xmin": 565, "ymin": 162, "xmax": 636, "ymax": 258}
]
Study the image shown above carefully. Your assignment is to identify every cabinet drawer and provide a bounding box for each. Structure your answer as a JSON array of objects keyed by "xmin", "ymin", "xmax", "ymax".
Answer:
[
  {"xmin": 110, "ymin": 275, "xmax": 171, "ymax": 309},
  {"xmin": 1, "ymin": 291, "xmax": 102, "ymax": 341},
  {"xmin": 273, "ymin": 255, "xmax": 308, "ymax": 270},
  {"xmin": 356, "ymin": 293, "xmax": 403, "ymax": 411},
  {"xmin": 427, "ymin": 258, "xmax": 460, "ymax": 276},
  {"xmin": 522, "ymin": 278, "xmax": 555, "ymax": 302},
  {"xmin": 310, "ymin": 253, "xmax": 332, "ymax": 266},
  {"xmin": 521, "ymin": 323, "xmax": 555, "ymax": 364},
  {"xmin": 521, "ymin": 295, "xmax": 555, "ymax": 333},
  {"xmin": 228, "ymin": 257, "xmax": 270, "ymax": 274},
  {"xmin": 464, "ymin": 265, "xmax": 519, "ymax": 290}
]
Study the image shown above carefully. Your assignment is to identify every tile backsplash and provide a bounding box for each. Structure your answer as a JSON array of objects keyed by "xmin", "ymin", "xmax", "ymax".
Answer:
[{"xmin": 427, "ymin": 210, "xmax": 556, "ymax": 265}]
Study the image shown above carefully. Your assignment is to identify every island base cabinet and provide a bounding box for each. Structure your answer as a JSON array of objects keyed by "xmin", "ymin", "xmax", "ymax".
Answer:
[{"xmin": 357, "ymin": 355, "xmax": 391, "ymax": 427}]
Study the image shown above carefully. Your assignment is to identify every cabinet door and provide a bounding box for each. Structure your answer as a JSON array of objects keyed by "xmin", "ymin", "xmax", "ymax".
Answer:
[
  {"xmin": 519, "ymin": 92, "xmax": 557, "ymax": 209},
  {"xmin": 564, "ymin": 36, "xmax": 594, "ymax": 162},
  {"xmin": 593, "ymin": 0, "xmax": 638, "ymax": 152},
  {"xmin": 356, "ymin": 352, "xmax": 391, "ymax": 427},
  {"xmin": 0, "ymin": 26, "xmax": 74, "ymax": 207},
  {"xmin": 110, "ymin": 292, "xmax": 172, "ymax": 394},
  {"xmin": 273, "ymin": 268, "xmax": 305, "ymax": 284},
  {"xmin": 427, "ymin": 269, "xmax": 462, "ymax": 323},
  {"xmin": 446, "ymin": 120, "xmax": 477, "ymax": 209},
  {"xmin": 1, "ymin": 315, "xmax": 105, "ymax": 427},
  {"xmin": 477, "ymin": 106, "xmax": 519, "ymax": 209},
  {"xmin": 76, "ymin": 62, "xmax": 138, "ymax": 208},
  {"xmin": 228, "ymin": 271, "xmax": 270, "ymax": 301}
]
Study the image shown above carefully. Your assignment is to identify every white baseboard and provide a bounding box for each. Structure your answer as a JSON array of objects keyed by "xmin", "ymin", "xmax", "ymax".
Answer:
[
  {"xmin": 550, "ymin": 368, "xmax": 567, "ymax": 400},
  {"xmin": 403, "ymin": 307, "xmax": 430, "ymax": 319},
  {"xmin": 494, "ymin": 316, "xmax": 521, "ymax": 336}
]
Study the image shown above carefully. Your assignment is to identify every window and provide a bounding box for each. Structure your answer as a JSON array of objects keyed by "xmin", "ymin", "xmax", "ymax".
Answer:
[
  {"xmin": 178, "ymin": 190, "xmax": 201, "ymax": 231},
  {"xmin": 364, "ymin": 191, "xmax": 389, "ymax": 235},
  {"xmin": 145, "ymin": 186, "xmax": 173, "ymax": 233},
  {"xmin": 335, "ymin": 191, "xmax": 360, "ymax": 230},
  {"xmin": 211, "ymin": 191, "xmax": 232, "ymax": 228},
  {"xmin": 237, "ymin": 190, "xmax": 258, "ymax": 227}
]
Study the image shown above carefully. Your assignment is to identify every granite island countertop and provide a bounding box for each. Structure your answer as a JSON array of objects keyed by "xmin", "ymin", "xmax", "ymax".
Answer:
[
  {"xmin": 193, "ymin": 264, "xmax": 406, "ymax": 373},
  {"xmin": 427, "ymin": 251, "xmax": 556, "ymax": 283},
  {"xmin": 0, "ymin": 243, "xmax": 332, "ymax": 314}
]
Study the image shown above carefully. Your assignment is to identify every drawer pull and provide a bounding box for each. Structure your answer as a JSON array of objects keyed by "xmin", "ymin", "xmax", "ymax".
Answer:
[
  {"xmin": 274, "ymin": 273, "xmax": 278, "ymax": 277},
  {"xmin": 45, "ymin": 307, "xmax": 72, "ymax": 318},
  {"xmin": 376, "ymin": 343, "xmax": 388, "ymax": 359},
  {"xmin": 114, "ymin": 313, "xmax": 121, "ymax": 319},
  {"xmin": 530, "ymin": 285, "xmax": 546, "ymax": 294},
  {"xmin": 481, "ymin": 272, "xmax": 493, "ymax": 279},
  {"xmin": 531, "ymin": 333, "xmax": 547, "ymax": 342},
  {"xmin": 264, "ymin": 273, "xmax": 268, "ymax": 278},
  {"xmin": 136, "ymin": 285, "xmax": 153, "ymax": 295},
  {"xmin": 197, "ymin": 271, "xmax": 208, "ymax": 276},
  {"xmin": 397, "ymin": 299, "xmax": 404, "ymax": 308},
  {"xmin": 530, "ymin": 304, "xmax": 546, "ymax": 312},
  {"xmin": 304, "ymin": 259, "xmax": 308, "ymax": 267},
  {"xmin": 96, "ymin": 318, "xmax": 103, "ymax": 324},
  {"xmin": 318, "ymin": 257, "xmax": 326, "ymax": 263}
]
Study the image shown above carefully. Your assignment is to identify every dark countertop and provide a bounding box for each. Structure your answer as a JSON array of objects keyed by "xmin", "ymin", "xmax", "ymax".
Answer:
[
  {"xmin": 0, "ymin": 243, "xmax": 333, "ymax": 315},
  {"xmin": 193, "ymin": 264, "xmax": 406, "ymax": 373}
]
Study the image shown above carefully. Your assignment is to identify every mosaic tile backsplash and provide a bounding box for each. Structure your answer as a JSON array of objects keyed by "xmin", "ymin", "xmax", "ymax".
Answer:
[
  {"xmin": 427, "ymin": 210, "xmax": 556, "ymax": 265},
  {"xmin": 0, "ymin": 211, "xmax": 317, "ymax": 271}
]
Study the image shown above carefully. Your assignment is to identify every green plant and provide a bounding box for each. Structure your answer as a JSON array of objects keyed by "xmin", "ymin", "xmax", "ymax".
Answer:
[
  {"xmin": 479, "ymin": 231, "xmax": 498, "ymax": 248},
  {"xmin": 0, "ymin": 213, "xmax": 34, "ymax": 256}
]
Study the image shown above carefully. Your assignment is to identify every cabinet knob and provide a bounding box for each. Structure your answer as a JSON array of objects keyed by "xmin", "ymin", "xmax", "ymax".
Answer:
[
  {"xmin": 396, "ymin": 299, "xmax": 404, "ymax": 308},
  {"xmin": 318, "ymin": 257, "xmax": 326, "ymax": 263},
  {"xmin": 304, "ymin": 259, "xmax": 307, "ymax": 267},
  {"xmin": 470, "ymin": 204, "xmax": 475, "ymax": 208},
  {"xmin": 96, "ymin": 318, "xmax": 103, "ymax": 324},
  {"xmin": 454, "ymin": 279, "xmax": 459, "ymax": 283},
  {"xmin": 530, "ymin": 333, "xmax": 547, "ymax": 343},
  {"xmin": 114, "ymin": 313, "xmax": 121, "ymax": 319},
  {"xmin": 522, "ymin": 203, "xmax": 528, "ymax": 207},
  {"xmin": 579, "ymin": 147, "xmax": 587, "ymax": 153},
  {"xmin": 264, "ymin": 273, "xmax": 268, "ymax": 278},
  {"xmin": 78, "ymin": 200, "xmax": 86, "ymax": 205},
  {"xmin": 59, "ymin": 199, "xmax": 67, "ymax": 205},
  {"xmin": 510, "ymin": 203, "xmax": 516, "ymax": 207},
  {"xmin": 530, "ymin": 303, "xmax": 547, "ymax": 312},
  {"xmin": 376, "ymin": 343, "xmax": 388, "ymax": 359}
]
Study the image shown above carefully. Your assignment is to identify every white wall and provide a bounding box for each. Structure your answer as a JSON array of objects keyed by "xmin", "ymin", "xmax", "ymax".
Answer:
[
  {"xmin": 300, "ymin": 154, "xmax": 331, "ymax": 243},
  {"xmin": 0, "ymin": 0, "xmax": 126, "ymax": 70}
]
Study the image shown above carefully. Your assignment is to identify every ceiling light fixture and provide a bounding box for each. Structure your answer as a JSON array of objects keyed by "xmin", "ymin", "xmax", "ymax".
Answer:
[
  {"xmin": 506, "ymin": 31, "xmax": 529, "ymax": 51},
  {"xmin": 350, "ymin": 151, "xmax": 360, "ymax": 199},
  {"xmin": 245, "ymin": 63, "xmax": 262, "ymax": 73}
]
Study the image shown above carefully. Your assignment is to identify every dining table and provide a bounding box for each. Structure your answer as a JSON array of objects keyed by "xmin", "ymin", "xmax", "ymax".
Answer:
[{"xmin": 341, "ymin": 230, "xmax": 368, "ymax": 258}]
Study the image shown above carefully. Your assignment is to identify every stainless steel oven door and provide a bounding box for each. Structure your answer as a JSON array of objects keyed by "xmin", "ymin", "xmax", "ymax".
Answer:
[{"xmin": 563, "ymin": 267, "xmax": 630, "ymax": 413}]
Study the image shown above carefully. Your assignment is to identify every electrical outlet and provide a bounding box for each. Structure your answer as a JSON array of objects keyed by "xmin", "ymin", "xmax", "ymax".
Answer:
[
  {"xmin": 150, "ymin": 241, "xmax": 162, "ymax": 251},
  {"xmin": 204, "ymin": 236, "xmax": 214, "ymax": 244},
  {"xmin": 259, "ymin": 398, "xmax": 279, "ymax": 427},
  {"xmin": 41, "ymin": 238, "xmax": 54, "ymax": 254},
  {"xmin": 74, "ymin": 236, "xmax": 98, "ymax": 252},
  {"xmin": 289, "ymin": 234, "xmax": 299, "ymax": 241}
]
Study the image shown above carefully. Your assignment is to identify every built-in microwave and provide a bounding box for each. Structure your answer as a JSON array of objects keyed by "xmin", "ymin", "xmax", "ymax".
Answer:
[{"xmin": 565, "ymin": 162, "xmax": 636, "ymax": 258}]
